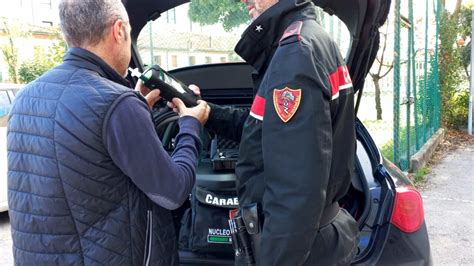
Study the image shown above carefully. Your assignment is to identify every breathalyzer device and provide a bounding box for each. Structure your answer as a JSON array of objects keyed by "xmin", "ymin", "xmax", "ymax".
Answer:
[{"xmin": 129, "ymin": 65, "xmax": 199, "ymax": 107}]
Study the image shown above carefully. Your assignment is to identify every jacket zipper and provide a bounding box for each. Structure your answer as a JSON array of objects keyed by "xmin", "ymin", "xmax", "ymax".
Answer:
[{"xmin": 143, "ymin": 210, "xmax": 153, "ymax": 266}]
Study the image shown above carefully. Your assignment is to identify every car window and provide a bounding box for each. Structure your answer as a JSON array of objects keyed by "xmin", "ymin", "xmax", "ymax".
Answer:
[
  {"xmin": 0, "ymin": 89, "xmax": 15, "ymax": 127},
  {"xmin": 136, "ymin": 4, "xmax": 351, "ymax": 71}
]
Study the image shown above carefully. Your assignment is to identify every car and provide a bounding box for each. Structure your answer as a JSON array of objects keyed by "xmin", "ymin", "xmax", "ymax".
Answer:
[
  {"xmin": 0, "ymin": 85, "xmax": 21, "ymax": 213},
  {"xmin": 124, "ymin": 0, "xmax": 432, "ymax": 265}
]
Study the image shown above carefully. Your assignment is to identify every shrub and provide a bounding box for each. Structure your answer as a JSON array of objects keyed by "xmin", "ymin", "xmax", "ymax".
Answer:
[
  {"xmin": 439, "ymin": 7, "xmax": 472, "ymax": 129},
  {"xmin": 444, "ymin": 89, "xmax": 470, "ymax": 129},
  {"xmin": 18, "ymin": 41, "xmax": 65, "ymax": 84}
]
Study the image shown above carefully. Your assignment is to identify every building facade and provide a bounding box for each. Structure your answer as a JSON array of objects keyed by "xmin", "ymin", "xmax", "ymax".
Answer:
[
  {"xmin": 137, "ymin": 4, "xmax": 246, "ymax": 71},
  {"xmin": 0, "ymin": 0, "xmax": 60, "ymax": 83}
]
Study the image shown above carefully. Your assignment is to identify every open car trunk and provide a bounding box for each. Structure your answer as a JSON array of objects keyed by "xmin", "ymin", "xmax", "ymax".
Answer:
[
  {"xmin": 142, "ymin": 63, "xmax": 395, "ymax": 264},
  {"xmin": 123, "ymin": 0, "xmax": 394, "ymax": 263}
]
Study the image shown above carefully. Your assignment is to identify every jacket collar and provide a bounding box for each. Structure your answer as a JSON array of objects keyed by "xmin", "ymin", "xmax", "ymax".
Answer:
[
  {"xmin": 234, "ymin": 0, "xmax": 315, "ymax": 73},
  {"xmin": 62, "ymin": 47, "xmax": 130, "ymax": 87}
]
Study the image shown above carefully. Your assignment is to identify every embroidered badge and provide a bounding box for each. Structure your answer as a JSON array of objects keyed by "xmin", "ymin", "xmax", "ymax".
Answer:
[{"xmin": 273, "ymin": 87, "xmax": 301, "ymax": 123}]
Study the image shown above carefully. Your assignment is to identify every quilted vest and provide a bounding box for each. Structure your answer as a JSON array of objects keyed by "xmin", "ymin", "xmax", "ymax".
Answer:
[{"xmin": 7, "ymin": 55, "xmax": 178, "ymax": 265}]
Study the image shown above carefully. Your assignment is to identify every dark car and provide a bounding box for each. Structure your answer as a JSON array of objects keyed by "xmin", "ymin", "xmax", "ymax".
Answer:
[
  {"xmin": 0, "ymin": 85, "xmax": 21, "ymax": 213},
  {"xmin": 124, "ymin": 0, "xmax": 432, "ymax": 265}
]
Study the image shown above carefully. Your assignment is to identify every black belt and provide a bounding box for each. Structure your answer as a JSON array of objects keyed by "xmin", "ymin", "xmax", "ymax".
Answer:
[{"xmin": 319, "ymin": 202, "xmax": 340, "ymax": 228}]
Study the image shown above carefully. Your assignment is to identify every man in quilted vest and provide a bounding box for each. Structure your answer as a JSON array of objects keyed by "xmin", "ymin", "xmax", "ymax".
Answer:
[{"xmin": 7, "ymin": 0, "xmax": 209, "ymax": 265}]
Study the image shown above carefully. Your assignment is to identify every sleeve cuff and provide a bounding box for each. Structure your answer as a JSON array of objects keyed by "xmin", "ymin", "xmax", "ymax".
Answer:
[
  {"xmin": 208, "ymin": 103, "xmax": 218, "ymax": 122},
  {"xmin": 178, "ymin": 116, "xmax": 202, "ymax": 137}
]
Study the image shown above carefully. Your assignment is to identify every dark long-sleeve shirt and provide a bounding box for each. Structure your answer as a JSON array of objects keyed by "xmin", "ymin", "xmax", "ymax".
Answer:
[{"xmin": 106, "ymin": 96, "xmax": 202, "ymax": 210}]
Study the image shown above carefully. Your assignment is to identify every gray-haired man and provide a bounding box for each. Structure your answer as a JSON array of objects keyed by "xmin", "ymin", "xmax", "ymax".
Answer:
[{"xmin": 7, "ymin": 0, "xmax": 209, "ymax": 265}]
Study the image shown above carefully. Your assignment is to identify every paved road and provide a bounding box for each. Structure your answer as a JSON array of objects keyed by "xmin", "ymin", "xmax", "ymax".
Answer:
[
  {"xmin": 0, "ymin": 211, "xmax": 12, "ymax": 266},
  {"xmin": 422, "ymin": 142, "xmax": 474, "ymax": 265}
]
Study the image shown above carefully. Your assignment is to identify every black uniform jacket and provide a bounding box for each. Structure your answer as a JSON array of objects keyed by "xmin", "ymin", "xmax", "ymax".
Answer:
[{"xmin": 207, "ymin": 1, "xmax": 355, "ymax": 264}]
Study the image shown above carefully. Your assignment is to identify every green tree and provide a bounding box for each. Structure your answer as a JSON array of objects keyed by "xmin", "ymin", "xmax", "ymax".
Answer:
[
  {"xmin": 18, "ymin": 39, "xmax": 66, "ymax": 84},
  {"xmin": 439, "ymin": 1, "xmax": 471, "ymax": 129},
  {"xmin": 458, "ymin": 8, "xmax": 472, "ymax": 78},
  {"xmin": 47, "ymin": 28, "xmax": 67, "ymax": 64},
  {"xmin": 0, "ymin": 18, "xmax": 27, "ymax": 83},
  {"xmin": 188, "ymin": 0, "xmax": 249, "ymax": 31},
  {"xmin": 369, "ymin": 20, "xmax": 393, "ymax": 120}
]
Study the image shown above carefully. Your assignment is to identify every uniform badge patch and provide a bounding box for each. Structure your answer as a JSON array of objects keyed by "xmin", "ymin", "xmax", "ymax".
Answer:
[
  {"xmin": 279, "ymin": 21, "xmax": 303, "ymax": 43},
  {"xmin": 273, "ymin": 87, "xmax": 301, "ymax": 123}
]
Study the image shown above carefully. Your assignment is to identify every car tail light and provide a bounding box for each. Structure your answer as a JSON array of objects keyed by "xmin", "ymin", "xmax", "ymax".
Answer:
[{"xmin": 390, "ymin": 186, "xmax": 424, "ymax": 233}]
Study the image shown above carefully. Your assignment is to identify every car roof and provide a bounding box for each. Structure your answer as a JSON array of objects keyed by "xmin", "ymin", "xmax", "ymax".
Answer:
[{"xmin": 124, "ymin": 0, "xmax": 391, "ymax": 93}]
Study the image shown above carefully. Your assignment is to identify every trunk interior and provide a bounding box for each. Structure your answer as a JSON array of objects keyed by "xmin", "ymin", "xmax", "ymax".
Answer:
[{"xmin": 146, "ymin": 63, "xmax": 395, "ymax": 264}]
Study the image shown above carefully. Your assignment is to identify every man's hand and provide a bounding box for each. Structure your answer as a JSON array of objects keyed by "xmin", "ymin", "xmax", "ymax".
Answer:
[
  {"xmin": 188, "ymin": 84, "xmax": 201, "ymax": 97},
  {"xmin": 167, "ymin": 84, "xmax": 209, "ymax": 125},
  {"xmin": 170, "ymin": 98, "xmax": 210, "ymax": 125},
  {"xmin": 135, "ymin": 79, "xmax": 161, "ymax": 110}
]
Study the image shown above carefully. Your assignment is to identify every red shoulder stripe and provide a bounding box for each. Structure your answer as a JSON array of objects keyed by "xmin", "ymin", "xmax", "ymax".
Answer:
[
  {"xmin": 328, "ymin": 65, "xmax": 353, "ymax": 100},
  {"xmin": 250, "ymin": 95, "xmax": 266, "ymax": 121}
]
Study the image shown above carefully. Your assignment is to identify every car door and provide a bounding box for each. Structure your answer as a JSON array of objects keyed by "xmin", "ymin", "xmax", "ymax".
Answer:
[{"xmin": 0, "ymin": 87, "xmax": 18, "ymax": 212}]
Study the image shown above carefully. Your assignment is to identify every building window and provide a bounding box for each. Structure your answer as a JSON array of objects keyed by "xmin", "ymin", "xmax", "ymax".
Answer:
[
  {"xmin": 220, "ymin": 57, "xmax": 227, "ymax": 63},
  {"xmin": 154, "ymin": 55, "xmax": 162, "ymax": 66},
  {"xmin": 40, "ymin": 0, "xmax": 52, "ymax": 9},
  {"xmin": 205, "ymin": 57, "xmax": 212, "ymax": 64},
  {"xmin": 171, "ymin": 55, "xmax": 178, "ymax": 68},
  {"xmin": 161, "ymin": 12, "xmax": 168, "ymax": 22},
  {"xmin": 167, "ymin": 9, "xmax": 176, "ymax": 24},
  {"xmin": 189, "ymin": 56, "xmax": 196, "ymax": 66}
]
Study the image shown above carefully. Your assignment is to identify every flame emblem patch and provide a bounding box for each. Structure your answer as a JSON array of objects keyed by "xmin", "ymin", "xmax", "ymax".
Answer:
[{"xmin": 273, "ymin": 87, "xmax": 301, "ymax": 123}]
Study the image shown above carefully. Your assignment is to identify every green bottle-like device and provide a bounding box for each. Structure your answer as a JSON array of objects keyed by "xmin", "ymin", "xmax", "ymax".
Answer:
[{"xmin": 130, "ymin": 65, "xmax": 199, "ymax": 107}]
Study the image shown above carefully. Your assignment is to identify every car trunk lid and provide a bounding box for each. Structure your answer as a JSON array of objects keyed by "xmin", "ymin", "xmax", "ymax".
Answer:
[{"xmin": 125, "ymin": 0, "xmax": 391, "ymax": 96}]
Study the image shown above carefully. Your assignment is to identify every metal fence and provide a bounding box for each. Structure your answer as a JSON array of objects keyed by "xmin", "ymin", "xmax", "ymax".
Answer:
[
  {"xmin": 392, "ymin": 0, "xmax": 441, "ymax": 171},
  {"xmin": 340, "ymin": 0, "xmax": 442, "ymax": 171}
]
